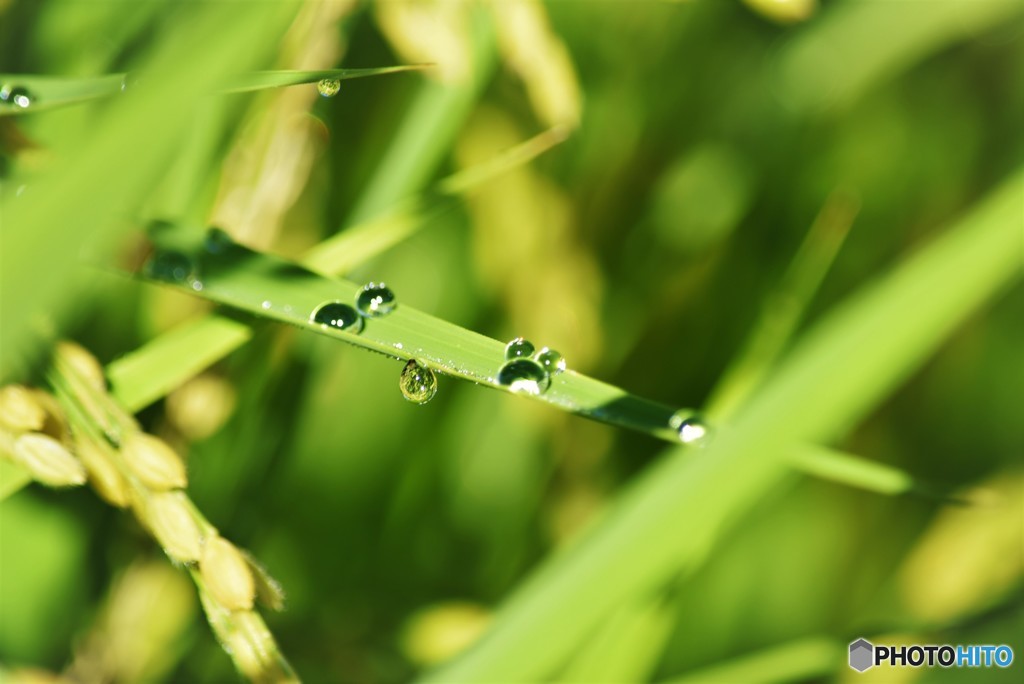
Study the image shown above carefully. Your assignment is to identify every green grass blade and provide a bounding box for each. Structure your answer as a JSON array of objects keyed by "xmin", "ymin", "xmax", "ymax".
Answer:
[
  {"xmin": 775, "ymin": 0, "xmax": 1024, "ymax": 112},
  {"xmin": 345, "ymin": 8, "xmax": 496, "ymax": 224},
  {"xmin": 302, "ymin": 126, "xmax": 567, "ymax": 275},
  {"xmin": 107, "ymin": 316, "xmax": 253, "ymax": 413},
  {"xmin": 219, "ymin": 65, "xmax": 431, "ymax": 93},
  {"xmin": 423, "ymin": 169, "xmax": 1023, "ymax": 682},
  {"xmin": 0, "ymin": 66, "xmax": 428, "ymax": 117},
  {"xmin": 138, "ymin": 224, "xmax": 697, "ymax": 444},
  {"xmin": 707, "ymin": 188, "xmax": 859, "ymax": 421},
  {"xmin": 0, "ymin": 74, "xmax": 124, "ymax": 116},
  {"xmin": 658, "ymin": 637, "xmax": 842, "ymax": 684}
]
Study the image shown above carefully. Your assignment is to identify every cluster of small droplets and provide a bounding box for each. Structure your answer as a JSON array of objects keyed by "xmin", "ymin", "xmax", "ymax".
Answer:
[
  {"xmin": 317, "ymin": 78, "xmax": 341, "ymax": 97},
  {"xmin": 400, "ymin": 359, "xmax": 438, "ymax": 405},
  {"xmin": 1, "ymin": 84, "xmax": 33, "ymax": 109},
  {"xmin": 496, "ymin": 337, "xmax": 568, "ymax": 396}
]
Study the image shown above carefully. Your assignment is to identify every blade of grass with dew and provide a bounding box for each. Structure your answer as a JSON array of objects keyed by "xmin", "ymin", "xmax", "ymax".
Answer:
[
  {"xmin": 423, "ymin": 169, "xmax": 1024, "ymax": 682},
  {"xmin": 302, "ymin": 126, "xmax": 567, "ymax": 275},
  {"xmin": 136, "ymin": 223, "xmax": 699, "ymax": 444},
  {"xmin": 112, "ymin": 126, "xmax": 567, "ymax": 412},
  {"xmin": 658, "ymin": 637, "xmax": 842, "ymax": 684},
  {"xmin": 0, "ymin": 74, "xmax": 124, "ymax": 116},
  {"xmin": 0, "ymin": 4, "xmax": 300, "ymax": 380},
  {"xmin": 220, "ymin": 66, "xmax": 430, "ymax": 94},
  {"xmin": 0, "ymin": 67, "xmax": 428, "ymax": 117}
]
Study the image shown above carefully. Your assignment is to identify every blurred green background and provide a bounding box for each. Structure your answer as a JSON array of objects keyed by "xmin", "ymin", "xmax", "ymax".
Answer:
[{"xmin": 1, "ymin": 0, "xmax": 1022, "ymax": 682}]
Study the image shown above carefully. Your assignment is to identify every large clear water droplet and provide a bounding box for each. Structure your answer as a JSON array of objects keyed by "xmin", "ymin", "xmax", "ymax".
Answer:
[
  {"xmin": 535, "ymin": 347, "xmax": 566, "ymax": 374},
  {"xmin": 317, "ymin": 79, "xmax": 341, "ymax": 98},
  {"xmin": 145, "ymin": 250, "xmax": 195, "ymax": 284},
  {"xmin": 498, "ymin": 358, "xmax": 551, "ymax": 395},
  {"xmin": 400, "ymin": 359, "xmax": 437, "ymax": 405},
  {"xmin": 1, "ymin": 84, "xmax": 34, "ymax": 109},
  {"xmin": 356, "ymin": 283, "xmax": 396, "ymax": 317},
  {"xmin": 670, "ymin": 411, "xmax": 709, "ymax": 445},
  {"xmin": 504, "ymin": 337, "xmax": 535, "ymax": 360},
  {"xmin": 310, "ymin": 302, "xmax": 363, "ymax": 333}
]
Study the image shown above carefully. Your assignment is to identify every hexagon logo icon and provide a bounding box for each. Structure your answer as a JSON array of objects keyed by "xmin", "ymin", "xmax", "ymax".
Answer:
[{"xmin": 849, "ymin": 638, "xmax": 874, "ymax": 672}]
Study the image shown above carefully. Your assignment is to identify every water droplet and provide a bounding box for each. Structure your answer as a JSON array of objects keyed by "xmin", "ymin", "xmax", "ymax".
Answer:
[
  {"xmin": 497, "ymin": 358, "xmax": 551, "ymax": 395},
  {"xmin": 535, "ymin": 347, "xmax": 566, "ymax": 374},
  {"xmin": 261, "ymin": 300, "xmax": 272, "ymax": 310},
  {"xmin": 310, "ymin": 302, "xmax": 363, "ymax": 333},
  {"xmin": 120, "ymin": 72, "xmax": 144, "ymax": 92},
  {"xmin": 1, "ymin": 84, "xmax": 33, "ymax": 109},
  {"xmin": 504, "ymin": 337, "xmax": 535, "ymax": 360},
  {"xmin": 394, "ymin": 342, "xmax": 404, "ymax": 350},
  {"xmin": 356, "ymin": 283, "xmax": 396, "ymax": 317},
  {"xmin": 145, "ymin": 250, "xmax": 195, "ymax": 284},
  {"xmin": 317, "ymin": 78, "xmax": 341, "ymax": 98},
  {"xmin": 204, "ymin": 227, "xmax": 236, "ymax": 254},
  {"xmin": 400, "ymin": 359, "xmax": 437, "ymax": 405},
  {"xmin": 670, "ymin": 412, "xmax": 709, "ymax": 445}
]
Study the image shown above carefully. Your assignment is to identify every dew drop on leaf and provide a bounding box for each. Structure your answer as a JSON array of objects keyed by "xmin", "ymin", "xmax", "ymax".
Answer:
[
  {"xmin": 535, "ymin": 347, "xmax": 566, "ymax": 374},
  {"xmin": 1, "ymin": 84, "xmax": 34, "ymax": 109},
  {"xmin": 400, "ymin": 359, "xmax": 437, "ymax": 405},
  {"xmin": 504, "ymin": 337, "xmax": 535, "ymax": 360},
  {"xmin": 356, "ymin": 283, "xmax": 396, "ymax": 317},
  {"xmin": 317, "ymin": 78, "xmax": 341, "ymax": 98},
  {"xmin": 310, "ymin": 302, "xmax": 363, "ymax": 333},
  {"xmin": 670, "ymin": 411, "xmax": 710, "ymax": 445},
  {"xmin": 498, "ymin": 358, "xmax": 551, "ymax": 395}
]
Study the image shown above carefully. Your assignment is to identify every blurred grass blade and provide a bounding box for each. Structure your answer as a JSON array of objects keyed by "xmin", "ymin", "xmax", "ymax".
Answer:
[
  {"xmin": 659, "ymin": 637, "xmax": 842, "ymax": 684},
  {"xmin": 559, "ymin": 591, "xmax": 674, "ymax": 682},
  {"xmin": 107, "ymin": 316, "xmax": 252, "ymax": 413},
  {"xmin": 707, "ymin": 188, "xmax": 860, "ymax": 421},
  {"xmin": 789, "ymin": 443, "xmax": 912, "ymax": 495},
  {"xmin": 0, "ymin": 74, "xmax": 124, "ymax": 116},
  {"xmin": 346, "ymin": 7, "xmax": 496, "ymax": 223},
  {"xmin": 424, "ymin": 169, "xmax": 1023, "ymax": 682},
  {"xmin": 775, "ymin": 0, "xmax": 1024, "ymax": 112},
  {"xmin": 220, "ymin": 65, "xmax": 430, "ymax": 93},
  {"xmin": 302, "ymin": 126, "xmax": 568, "ymax": 275}
]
